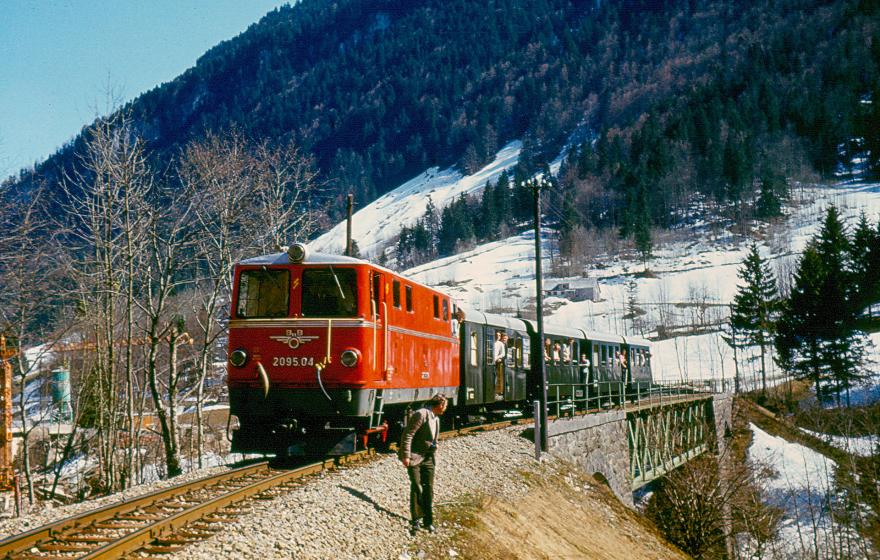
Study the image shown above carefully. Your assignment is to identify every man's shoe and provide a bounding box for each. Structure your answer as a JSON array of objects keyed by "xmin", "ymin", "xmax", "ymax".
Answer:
[
  {"xmin": 409, "ymin": 522, "xmax": 420, "ymax": 536},
  {"xmin": 425, "ymin": 524, "xmax": 436, "ymax": 533}
]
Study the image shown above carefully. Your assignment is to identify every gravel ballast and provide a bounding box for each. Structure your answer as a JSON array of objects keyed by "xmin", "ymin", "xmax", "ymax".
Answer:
[{"xmin": 164, "ymin": 427, "xmax": 549, "ymax": 560}]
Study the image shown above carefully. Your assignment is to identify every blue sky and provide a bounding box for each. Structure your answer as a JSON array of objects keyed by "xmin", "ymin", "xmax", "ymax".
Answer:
[{"xmin": 0, "ymin": 1, "xmax": 288, "ymax": 178}]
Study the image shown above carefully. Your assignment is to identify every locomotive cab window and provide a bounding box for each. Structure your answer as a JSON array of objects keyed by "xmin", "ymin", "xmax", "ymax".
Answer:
[
  {"xmin": 393, "ymin": 280, "xmax": 401, "ymax": 308},
  {"xmin": 371, "ymin": 273, "xmax": 381, "ymax": 317},
  {"xmin": 301, "ymin": 268, "xmax": 358, "ymax": 317},
  {"xmin": 442, "ymin": 299, "xmax": 449, "ymax": 321},
  {"xmin": 433, "ymin": 295, "xmax": 439, "ymax": 319},
  {"xmin": 405, "ymin": 285, "xmax": 413, "ymax": 312},
  {"xmin": 236, "ymin": 269, "xmax": 289, "ymax": 318}
]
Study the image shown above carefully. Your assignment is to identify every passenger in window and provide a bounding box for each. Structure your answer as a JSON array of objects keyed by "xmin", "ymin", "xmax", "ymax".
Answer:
[
  {"xmin": 562, "ymin": 339, "xmax": 572, "ymax": 363},
  {"xmin": 493, "ymin": 332, "xmax": 506, "ymax": 401},
  {"xmin": 544, "ymin": 338, "xmax": 552, "ymax": 361},
  {"xmin": 615, "ymin": 351, "xmax": 628, "ymax": 369},
  {"xmin": 552, "ymin": 342, "xmax": 561, "ymax": 363},
  {"xmin": 451, "ymin": 308, "xmax": 464, "ymax": 337}
]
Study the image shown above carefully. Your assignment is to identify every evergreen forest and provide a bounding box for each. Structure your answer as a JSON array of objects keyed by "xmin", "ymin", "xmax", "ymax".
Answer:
[{"xmin": 4, "ymin": 0, "xmax": 880, "ymax": 249}]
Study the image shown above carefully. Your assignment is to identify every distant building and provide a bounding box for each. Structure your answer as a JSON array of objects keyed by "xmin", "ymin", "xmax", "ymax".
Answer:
[{"xmin": 545, "ymin": 280, "xmax": 600, "ymax": 302}]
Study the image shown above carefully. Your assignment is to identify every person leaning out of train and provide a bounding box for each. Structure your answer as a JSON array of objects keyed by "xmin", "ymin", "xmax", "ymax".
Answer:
[
  {"xmin": 561, "ymin": 338, "xmax": 573, "ymax": 363},
  {"xmin": 552, "ymin": 342, "xmax": 561, "ymax": 363},
  {"xmin": 399, "ymin": 394, "xmax": 448, "ymax": 536},
  {"xmin": 493, "ymin": 332, "xmax": 506, "ymax": 401},
  {"xmin": 543, "ymin": 338, "xmax": 552, "ymax": 361},
  {"xmin": 451, "ymin": 308, "xmax": 465, "ymax": 338}
]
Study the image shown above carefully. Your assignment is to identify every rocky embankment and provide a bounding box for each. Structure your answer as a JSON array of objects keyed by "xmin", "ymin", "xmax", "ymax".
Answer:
[{"xmin": 161, "ymin": 427, "xmax": 685, "ymax": 560}]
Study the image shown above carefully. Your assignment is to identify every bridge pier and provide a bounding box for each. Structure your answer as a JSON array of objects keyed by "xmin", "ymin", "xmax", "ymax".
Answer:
[{"xmin": 547, "ymin": 409, "xmax": 633, "ymax": 505}]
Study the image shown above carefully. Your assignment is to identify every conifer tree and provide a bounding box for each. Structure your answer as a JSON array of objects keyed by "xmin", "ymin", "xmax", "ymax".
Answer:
[
  {"xmin": 476, "ymin": 180, "xmax": 496, "ymax": 240},
  {"xmin": 775, "ymin": 245, "xmax": 827, "ymax": 398},
  {"xmin": 493, "ymin": 171, "xmax": 513, "ymax": 230},
  {"xmin": 755, "ymin": 173, "xmax": 783, "ymax": 219},
  {"xmin": 731, "ymin": 243, "xmax": 779, "ymax": 394},
  {"xmin": 776, "ymin": 207, "xmax": 870, "ymax": 405},
  {"xmin": 848, "ymin": 212, "xmax": 880, "ymax": 310}
]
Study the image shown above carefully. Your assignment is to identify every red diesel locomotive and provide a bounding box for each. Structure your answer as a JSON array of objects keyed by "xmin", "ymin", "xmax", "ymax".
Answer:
[{"xmin": 227, "ymin": 243, "xmax": 460, "ymax": 455}]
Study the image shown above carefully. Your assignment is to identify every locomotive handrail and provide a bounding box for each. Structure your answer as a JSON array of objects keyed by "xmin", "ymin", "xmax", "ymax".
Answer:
[{"xmin": 382, "ymin": 301, "xmax": 388, "ymax": 372}]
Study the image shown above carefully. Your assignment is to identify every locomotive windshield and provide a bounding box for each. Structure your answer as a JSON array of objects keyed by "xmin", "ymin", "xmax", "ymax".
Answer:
[
  {"xmin": 236, "ymin": 269, "xmax": 290, "ymax": 318},
  {"xmin": 301, "ymin": 267, "xmax": 358, "ymax": 317}
]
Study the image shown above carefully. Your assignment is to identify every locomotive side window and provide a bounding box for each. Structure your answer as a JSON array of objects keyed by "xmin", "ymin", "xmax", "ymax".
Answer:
[
  {"xmin": 301, "ymin": 268, "xmax": 358, "ymax": 317},
  {"xmin": 393, "ymin": 280, "xmax": 401, "ymax": 308},
  {"xmin": 371, "ymin": 273, "xmax": 381, "ymax": 317},
  {"xmin": 442, "ymin": 298, "xmax": 449, "ymax": 321},
  {"xmin": 433, "ymin": 295, "xmax": 439, "ymax": 319},
  {"xmin": 236, "ymin": 269, "xmax": 289, "ymax": 318},
  {"xmin": 405, "ymin": 285, "xmax": 413, "ymax": 312}
]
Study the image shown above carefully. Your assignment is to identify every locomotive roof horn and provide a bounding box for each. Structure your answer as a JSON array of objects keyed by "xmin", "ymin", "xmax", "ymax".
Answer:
[{"xmin": 288, "ymin": 243, "xmax": 308, "ymax": 263}]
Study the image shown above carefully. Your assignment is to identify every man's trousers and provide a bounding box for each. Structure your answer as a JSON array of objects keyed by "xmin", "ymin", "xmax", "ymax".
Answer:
[{"xmin": 407, "ymin": 455, "xmax": 435, "ymax": 525}]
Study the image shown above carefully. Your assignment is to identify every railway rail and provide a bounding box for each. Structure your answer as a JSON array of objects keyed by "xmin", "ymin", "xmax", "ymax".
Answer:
[{"xmin": 0, "ymin": 420, "xmax": 516, "ymax": 560}]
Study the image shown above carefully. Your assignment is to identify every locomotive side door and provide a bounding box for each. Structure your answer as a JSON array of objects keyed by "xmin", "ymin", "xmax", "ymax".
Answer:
[{"xmin": 370, "ymin": 271, "xmax": 387, "ymax": 377}]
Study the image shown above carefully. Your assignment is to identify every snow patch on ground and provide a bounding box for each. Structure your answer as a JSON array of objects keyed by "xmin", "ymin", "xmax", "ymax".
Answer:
[
  {"xmin": 801, "ymin": 429, "xmax": 879, "ymax": 458},
  {"xmin": 748, "ymin": 423, "xmax": 872, "ymax": 559}
]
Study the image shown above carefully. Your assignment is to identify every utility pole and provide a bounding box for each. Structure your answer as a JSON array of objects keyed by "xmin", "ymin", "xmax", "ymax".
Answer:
[
  {"xmin": 530, "ymin": 178, "xmax": 549, "ymax": 451},
  {"xmin": 346, "ymin": 194, "xmax": 354, "ymax": 257}
]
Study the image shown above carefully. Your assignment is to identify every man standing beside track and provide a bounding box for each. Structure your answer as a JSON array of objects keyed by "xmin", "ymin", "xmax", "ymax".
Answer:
[{"xmin": 399, "ymin": 393, "xmax": 447, "ymax": 536}]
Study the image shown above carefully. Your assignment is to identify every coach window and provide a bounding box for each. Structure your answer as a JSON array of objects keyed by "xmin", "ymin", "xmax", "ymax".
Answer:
[
  {"xmin": 393, "ymin": 280, "xmax": 401, "ymax": 308},
  {"xmin": 405, "ymin": 285, "xmax": 413, "ymax": 312},
  {"xmin": 442, "ymin": 299, "xmax": 449, "ymax": 321},
  {"xmin": 236, "ymin": 269, "xmax": 289, "ymax": 318},
  {"xmin": 301, "ymin": 268, "xmax": 357, "ymax": 317},
  {"xmin": 514, "ymin": 337, "xmax": 523, "ymax": 367},
  {"xmin": 470, "ymin": 332, "xmax": 478, "ymax": 366},
  {"xmin": 433, "ymin": 295, "xmax": 439, "ymax": 319}
]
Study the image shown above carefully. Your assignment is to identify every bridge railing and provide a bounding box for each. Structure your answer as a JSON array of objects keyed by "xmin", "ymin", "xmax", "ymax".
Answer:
[{"xmin": 545, "ymin": 378, "xmax": 732, "ymax": 418}]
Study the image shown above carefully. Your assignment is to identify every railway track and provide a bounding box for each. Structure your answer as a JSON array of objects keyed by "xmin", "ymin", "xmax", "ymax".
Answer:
[
  {"xmin": 0, "ymin": 452, "xmax": 375, "ymax": 560},
  {"xmin": 0, "ymin": 420, "xmax": 518, "ymax": 560}
]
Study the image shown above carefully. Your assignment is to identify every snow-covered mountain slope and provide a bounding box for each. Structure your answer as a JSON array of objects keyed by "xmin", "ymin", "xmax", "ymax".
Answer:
[
  {"xmin": 311, "ymin": 141, "xmax": 521, "ymax": 257},
  {"xmin": 404, "ymin": 181, "xmax": 880, "ymax": 386},
  {"xmin": 310, "ymin": 131, "xmax": 880, "ymax": 388}
]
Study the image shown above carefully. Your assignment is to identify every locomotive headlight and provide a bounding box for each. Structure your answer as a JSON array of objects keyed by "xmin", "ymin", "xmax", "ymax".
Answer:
[
  {"xmin": 230, "ymin": 348, "xmax": 248, "ymax": 368},
  {"xmin": 340, "ymin": 348, "xmax": 361, "ymax": 367},
  {"xmin": 287, "ymin": 243, "xmax": 308, "ymax": 263}
]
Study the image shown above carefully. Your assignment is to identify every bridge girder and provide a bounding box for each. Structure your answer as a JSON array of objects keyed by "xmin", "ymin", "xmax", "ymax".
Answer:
[{"xmin": 627, "ymin": 397, "xmax": 713, "ymax": 489}]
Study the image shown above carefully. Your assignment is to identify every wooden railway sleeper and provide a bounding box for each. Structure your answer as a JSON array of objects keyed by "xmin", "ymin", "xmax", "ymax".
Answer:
[
  {"xmin": 39, "ymin": 543, "xmax": 95, "ymax": 552},
  {"xmin": 64, "ymin": 535, "xmax": 115, "ymax": 544},
  {"xmin": 141, "ymin": 545, "xmax": 183, "ymax": 555}
]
